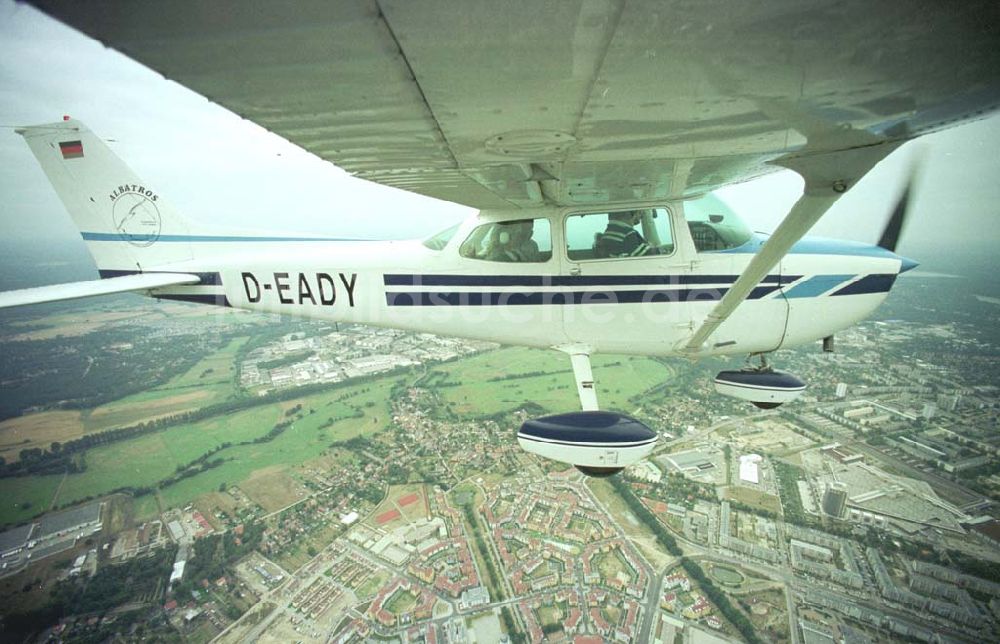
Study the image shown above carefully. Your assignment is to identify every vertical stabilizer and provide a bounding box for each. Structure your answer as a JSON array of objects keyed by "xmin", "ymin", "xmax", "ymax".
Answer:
[{"xmin": 18, "ymin": 119, "xmax": 194, "ymax": 272}]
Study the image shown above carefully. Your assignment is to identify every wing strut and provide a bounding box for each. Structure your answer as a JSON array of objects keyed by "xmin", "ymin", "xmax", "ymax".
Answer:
[
  {"xmin": 557, "ymin": 344, "xmax": 599, "ymax": 411},
  {"xmin": 684, "ymin": 142, "xmax": 902, "ymax": 353}
]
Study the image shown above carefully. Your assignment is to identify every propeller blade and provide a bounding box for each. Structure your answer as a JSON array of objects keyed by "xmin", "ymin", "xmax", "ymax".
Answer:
[{"xmin": 877, "ymin": 159, "xmax": 922, "ymax": 252}]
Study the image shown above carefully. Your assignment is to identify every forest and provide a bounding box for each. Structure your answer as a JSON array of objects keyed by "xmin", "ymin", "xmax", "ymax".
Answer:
[{"xmin": 0, "ymin": 326, "xmax": 232, "ymax": 420}]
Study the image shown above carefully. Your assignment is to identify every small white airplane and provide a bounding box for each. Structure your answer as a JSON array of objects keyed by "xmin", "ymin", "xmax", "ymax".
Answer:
[{"xmin": 5, "ymin": 1, "xmax": 999, "ymax": 476}]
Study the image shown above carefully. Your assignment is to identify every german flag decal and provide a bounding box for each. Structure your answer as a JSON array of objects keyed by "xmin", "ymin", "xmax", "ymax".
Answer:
[{"xmin": 59, "ymin": 140, "xmax": 84, "ymax": 159}]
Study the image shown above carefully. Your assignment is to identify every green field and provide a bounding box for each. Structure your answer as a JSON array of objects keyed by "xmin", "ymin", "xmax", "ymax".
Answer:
[
  {"xmin": 0, "ymin": 374, "xmax": 401, "ymax": 526},
  {"xmin": 434, "ymin": 347, "xmax": 672, "ymax": 415},
  {"xmin": 709, "ymin": 565, "xmax": 745, "ymax": 586},
  {"xmin": 0, "ymin": 475, "xmax": 64, "ymax": 525},
  {"xmin": 132, "ymin": 494, "xmax": 160, "ymax": 522}
]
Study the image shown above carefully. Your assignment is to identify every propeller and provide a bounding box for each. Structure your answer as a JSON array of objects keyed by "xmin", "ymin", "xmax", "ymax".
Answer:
[{"xmin": 876, "ymin": 158, "xmax": 922, "ymax": 252}]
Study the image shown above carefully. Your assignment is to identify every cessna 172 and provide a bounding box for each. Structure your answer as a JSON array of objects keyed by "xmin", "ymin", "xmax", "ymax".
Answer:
[{"xmin": 3, "ymin": 1, "xmax": 999, "ymax": 475}]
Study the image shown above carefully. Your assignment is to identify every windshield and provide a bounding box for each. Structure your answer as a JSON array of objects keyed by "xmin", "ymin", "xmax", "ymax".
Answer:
[
  {"xmin": 422, "ymin": 223, "xmax": 460, "ymax": 250},
  {"xmin": 459, "ymin": 218, "xmax": 553, "ymax": 263},
  {"xmin": 684, "ymin": 193, "xmax": 753, "ymax": 251}
]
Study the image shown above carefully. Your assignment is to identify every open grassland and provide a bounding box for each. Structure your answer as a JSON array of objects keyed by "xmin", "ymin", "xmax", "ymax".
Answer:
[
  {"xmin": 155, "ymin": 336, "xmax": 246, "ymax": 390},
  {"xmin": 0, "ymin": 475, "xmax": 64, "ymax": 525},
  {"xmin": 0, "ymin": 411, "xmax": 88, "ymax": 462},
  {"xmin": 80, "ymin": 390, "xmax": 220, "ymax": 434},
  {"xmin": 132, "ymin": 494, "xmax": 160, "ymax": 522},
  {"xmin": 1, "ymin": 299, "xmax": 212, "ymax": 341},
  {"xmin": 723, "ymin": 486, "xmax": 783, "ymax": 515},
  {"xmin": 42, "ymin": 375, "xmax": 400, "ymax": 516},
  {"xmin": 435, "ymin": 347, "xmax": 673, "ymax": 415},
  {"xmin": 239, "ymin": 466, "xmax": 309, "ymax": 513}
]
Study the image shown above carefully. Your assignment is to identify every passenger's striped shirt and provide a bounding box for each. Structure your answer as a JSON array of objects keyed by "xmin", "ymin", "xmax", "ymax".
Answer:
[{"xmin": 598, "ymin": 220, "xmax": 652, "ymax": 257}]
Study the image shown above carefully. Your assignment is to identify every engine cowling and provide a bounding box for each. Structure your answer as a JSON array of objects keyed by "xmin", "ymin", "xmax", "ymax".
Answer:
[{"xmin": 517, "ymin": 411, "xmax": 657, "ymax": 476}]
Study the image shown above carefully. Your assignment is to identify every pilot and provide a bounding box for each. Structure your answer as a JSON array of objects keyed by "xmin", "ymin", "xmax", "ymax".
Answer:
[
  {"xmin": 485, "ymin": 220, "xmax": 539, "ymax": 262},
  {"xmin": 596, "ymin": 210, "xmax": 656, "ymax": 258}
]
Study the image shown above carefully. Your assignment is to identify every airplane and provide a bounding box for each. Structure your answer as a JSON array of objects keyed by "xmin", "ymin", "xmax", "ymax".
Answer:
[{"xmin": 3, "ymin": 1, "xmax": 999, "ymax": 476}]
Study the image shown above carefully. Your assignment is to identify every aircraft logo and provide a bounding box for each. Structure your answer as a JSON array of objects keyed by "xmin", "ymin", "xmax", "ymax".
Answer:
[{"xmin": 110, "ymin": 184, "xmax": 161, "ymax": 246}]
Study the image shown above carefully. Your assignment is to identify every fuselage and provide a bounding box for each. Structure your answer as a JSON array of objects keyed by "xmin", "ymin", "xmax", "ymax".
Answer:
[{"xmin": 142, "ymin": 202, "xmax": 912, "ymax": 358}]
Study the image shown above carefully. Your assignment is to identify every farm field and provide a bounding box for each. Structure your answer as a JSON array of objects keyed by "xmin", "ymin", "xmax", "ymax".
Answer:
[{"xmin": 0, "ymin": 411, "xmax": 89, "ymax": 464}]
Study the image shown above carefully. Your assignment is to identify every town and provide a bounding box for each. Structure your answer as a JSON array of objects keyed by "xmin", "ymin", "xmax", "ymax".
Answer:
[{"xmin": 0, "ymin": 277, "xmax": 998, "ymax": 643}]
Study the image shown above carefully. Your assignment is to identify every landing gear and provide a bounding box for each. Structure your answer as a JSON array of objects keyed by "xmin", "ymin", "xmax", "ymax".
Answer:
[
  {"xmin": 516, "ymin": 345, "xmax": 658, "ymax": 477},
  {"xmin": 713, "ymin": 353, "xmax": 806, "ymax": 409}
]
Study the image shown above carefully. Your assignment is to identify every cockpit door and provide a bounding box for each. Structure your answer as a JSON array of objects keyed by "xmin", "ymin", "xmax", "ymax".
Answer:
[{"xmin": 560, "ymin": 207, "xmax": 695, "ymax": 355}]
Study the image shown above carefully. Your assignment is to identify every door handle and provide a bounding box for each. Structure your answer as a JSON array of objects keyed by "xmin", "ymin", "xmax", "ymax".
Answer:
[{"xmin": 569, "ymin": 266, "xmax": 581, "ymax": 276}]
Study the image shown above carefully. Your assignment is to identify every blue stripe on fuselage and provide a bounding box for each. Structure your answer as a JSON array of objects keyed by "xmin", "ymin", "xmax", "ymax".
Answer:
[
  {"xmin": 783, "ymin": 274, "xmax": 855, "ymax": 298},
  {"xmin": 385, "ymin": 286, "xmax": 780, "ymax": 306},
  {"xmin": 383, "ymin": 274, "xmax": 797, "ymax": 287},
  {"xmin": 831, "ymin": 273, "xmax": 897, "ymax": 296}
]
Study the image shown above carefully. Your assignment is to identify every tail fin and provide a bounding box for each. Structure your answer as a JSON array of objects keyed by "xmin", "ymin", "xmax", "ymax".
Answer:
[{"xmin": 18, "ymin": 119, "xmax": 194, "ymax": 272}]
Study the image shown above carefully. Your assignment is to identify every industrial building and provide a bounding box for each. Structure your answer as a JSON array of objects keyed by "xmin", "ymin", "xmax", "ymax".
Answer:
[{"xmin": 738, "ymin": 454, "xmax": 762, "ymax": 485}]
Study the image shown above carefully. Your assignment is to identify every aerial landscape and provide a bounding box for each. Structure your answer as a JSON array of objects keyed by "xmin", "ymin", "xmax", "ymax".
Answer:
[
  {"xmin": 0, "ymin": 244, "xmax": 997, "ymax": 643},
  {"xmin": 2, "ymin": 2, "xmax": 1000, "ymax": 643}
]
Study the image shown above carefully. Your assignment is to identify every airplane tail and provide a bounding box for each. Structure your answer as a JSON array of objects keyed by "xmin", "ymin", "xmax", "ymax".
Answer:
[{"xmin": 17, "ymin": 119, "xmax": 195, "ymax": 273}]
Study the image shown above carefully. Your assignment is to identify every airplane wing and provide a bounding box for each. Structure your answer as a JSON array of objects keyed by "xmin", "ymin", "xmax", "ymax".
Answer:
[
  {"xmin": 28, "ymin": 0, "xmax": 1000, "ymax": 209},
  {"xmin": 0, "ymin": 273, "xmax": 202, "ymax": 309}
]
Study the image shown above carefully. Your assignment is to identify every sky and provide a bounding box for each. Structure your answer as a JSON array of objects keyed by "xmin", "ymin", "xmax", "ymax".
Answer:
[{"xmin": 1, "ymin": 0, "xmax": 999, "ymax": 266}]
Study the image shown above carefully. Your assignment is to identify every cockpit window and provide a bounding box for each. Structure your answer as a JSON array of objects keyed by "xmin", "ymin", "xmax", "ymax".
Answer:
[
  {"xmin": 565, "ymin": 208, "xmax": 674, "ymax": 261},
  {"xmin": 684, "ymin": 193, "xmax": 753, "ymax": 252},
  {"xmin": 422, "ymin": 224, "xmax": 460, "ymax": 250},
  {"xmin": 459, "ymin": 218, "xmax": 552, "ymax": 263}
]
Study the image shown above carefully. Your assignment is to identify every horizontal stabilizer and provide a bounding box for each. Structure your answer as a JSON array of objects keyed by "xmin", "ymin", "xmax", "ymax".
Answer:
[{"xmin": 0, "ymin": 273, "xmax": 201, "ymax": 309}]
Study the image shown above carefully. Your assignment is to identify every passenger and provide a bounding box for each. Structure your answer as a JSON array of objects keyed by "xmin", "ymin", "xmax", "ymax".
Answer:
[
  {"xmin": 485, "ymin": 221, "xmax": 539, "ymax": 262},
  {"xmin": 596, "ymin": 210, "xmax": 657, "ymax": 258}
]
